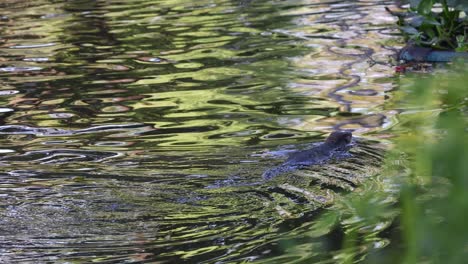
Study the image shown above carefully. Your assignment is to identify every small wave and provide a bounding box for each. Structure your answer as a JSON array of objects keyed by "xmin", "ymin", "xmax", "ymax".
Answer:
[
  {"xmin": 0, "ymin": 66, "xmax": 42, "ymax": 72},
  {"xmin": 1, "ymin": 149, "xmax": 122, "ymax": 164},
  {"xmin": 0, "ymin": 123, "xmax": 152, "ymax": 136}
]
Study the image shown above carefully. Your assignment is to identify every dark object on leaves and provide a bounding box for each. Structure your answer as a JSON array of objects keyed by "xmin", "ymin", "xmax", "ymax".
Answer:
[
  {"xmin": 399, "ymin": 45, "xmax": 432, "ymax": 62},
  {"xmin": 399, "ymin": 44, "xmax": 468, "ymax": 62}
]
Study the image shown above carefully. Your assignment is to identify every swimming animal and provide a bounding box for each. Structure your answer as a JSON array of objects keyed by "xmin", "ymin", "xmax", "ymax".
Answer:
[{"xmin": 262, "ymin": 131, "xmax": 353, "ymax": 180}]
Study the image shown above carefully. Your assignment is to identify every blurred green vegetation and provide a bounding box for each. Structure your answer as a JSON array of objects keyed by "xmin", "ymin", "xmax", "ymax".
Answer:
[
  {"xmin": 393, "ymin": 64, "xmax": 468, "ymax": 263},
  {"xmin": 293, "ymin": 65, "xmax": 468, "ymax": 263}
]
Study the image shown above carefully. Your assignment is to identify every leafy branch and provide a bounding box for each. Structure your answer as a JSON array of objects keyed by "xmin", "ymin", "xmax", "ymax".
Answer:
[{"xmin": 398, "ymin": 0, "xmax": 468, "ymax": 51}]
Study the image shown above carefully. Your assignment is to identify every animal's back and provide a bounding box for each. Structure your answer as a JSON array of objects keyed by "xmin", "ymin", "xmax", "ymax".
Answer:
[
  {"xmin": 285, "ymin": 144, "xmax": 329, "ymax": 165},
  {"xmin": 262, "ymin": 131, "xmax": 353, "ymax": 180},
  {"xmin": 262, "ymin": 144, "xmax": 331, "ymax": 180}
]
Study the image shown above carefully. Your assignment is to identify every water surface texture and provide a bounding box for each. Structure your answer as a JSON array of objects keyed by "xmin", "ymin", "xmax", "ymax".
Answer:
[{"xmin": 0, "ymin": 0, "xmax": 398, "ymax": 262}]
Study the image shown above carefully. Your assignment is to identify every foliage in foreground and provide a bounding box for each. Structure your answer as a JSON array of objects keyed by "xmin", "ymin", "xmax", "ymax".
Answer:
[
  {"xmin": 306, "ymin": 64, "xmax": 468, "ymax": 263},
  {"xmin": 392, "ymin": 64, "xmax": 468, "ymax": 263}
]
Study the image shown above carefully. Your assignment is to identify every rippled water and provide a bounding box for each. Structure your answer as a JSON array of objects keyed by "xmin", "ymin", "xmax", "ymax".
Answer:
[{"xmin": 0, "ymin": 0, "xmax": 399, "ymax": 262}]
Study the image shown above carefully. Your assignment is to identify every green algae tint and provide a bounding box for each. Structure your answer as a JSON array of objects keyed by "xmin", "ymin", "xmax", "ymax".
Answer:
[{"xmin": 0, "ymin": 0, "xmax": 402, "ymax": 262}]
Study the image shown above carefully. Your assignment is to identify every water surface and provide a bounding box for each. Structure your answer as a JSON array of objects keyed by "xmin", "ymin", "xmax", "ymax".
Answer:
[{"xmin": 0, "ymin": 0, "xmax": 399, "ymax": 262}]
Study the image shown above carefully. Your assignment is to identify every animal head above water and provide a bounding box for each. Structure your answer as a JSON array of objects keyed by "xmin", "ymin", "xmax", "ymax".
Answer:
[{"xmin": 325, "ymin": 131, "xmax": 352, "ymax": 150}]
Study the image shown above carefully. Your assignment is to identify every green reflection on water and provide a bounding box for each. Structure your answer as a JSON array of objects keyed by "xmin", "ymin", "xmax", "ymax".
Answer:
[{"xmin": 0, "ymin": 0, "xmax": 400, "ymax": 263}]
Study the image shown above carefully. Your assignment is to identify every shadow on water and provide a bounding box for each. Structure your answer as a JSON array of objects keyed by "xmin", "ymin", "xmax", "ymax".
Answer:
[{"xmin": 0, "ymin": 0, "xmax": 399, "ymax": 262}]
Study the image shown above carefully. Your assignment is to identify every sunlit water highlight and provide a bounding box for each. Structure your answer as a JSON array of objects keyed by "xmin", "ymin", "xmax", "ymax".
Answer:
[{"xmin": 0, "ymin": 0, "xmax": 399, "ymax": 262}]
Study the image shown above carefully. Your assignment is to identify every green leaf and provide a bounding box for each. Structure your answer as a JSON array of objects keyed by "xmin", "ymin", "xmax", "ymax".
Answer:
[
  {"xmin": 429, "ymin": 37, "xmax": 440, "ymax": 45},
  {"xmin": 409, "ymin": 16, "xmax": 425, "ymax": 27},
  {"xmin": 417, "ymin": 0, "xmax": 436, "ymax": 15},
  {"xmin": 400, "ymin": 26, "xmax": 420, "ymax": 35},
  {"xmin": 425, "ymin": 28, "xmax": 436, "ymax": 38},
  {"xmin": 422, "ymin": 17, "xmax": 441, "ymax": 26}
]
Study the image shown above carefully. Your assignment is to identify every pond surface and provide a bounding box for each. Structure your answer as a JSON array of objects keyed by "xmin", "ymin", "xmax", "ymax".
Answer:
[{"xmin": 0, "ymin": 0, "xmax": 399, "ymax": 262}]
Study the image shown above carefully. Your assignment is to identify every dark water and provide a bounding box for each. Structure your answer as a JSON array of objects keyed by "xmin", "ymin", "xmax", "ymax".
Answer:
[{"xmin": 0, "ymin": 0, "xmax": 399, "ymax": 262}]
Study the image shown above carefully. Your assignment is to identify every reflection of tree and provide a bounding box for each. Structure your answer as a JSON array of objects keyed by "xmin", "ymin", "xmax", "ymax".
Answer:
[
  {"xmin": 112, "ymin": 0, "xmax": 320, "ymax": 145},
  {"xmin": 0, "ymin": 0, "xmax": 399, "ymax": 148},
  {"xmin": 1, "ymin": 0, "xmax": 319, "ymax": 149},
  {"xmin": 62, "ymin": 1, "xmax": 119, "ymax": 47}
]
